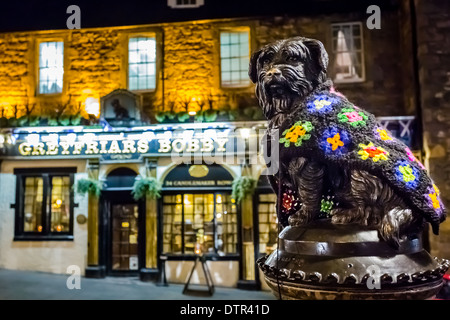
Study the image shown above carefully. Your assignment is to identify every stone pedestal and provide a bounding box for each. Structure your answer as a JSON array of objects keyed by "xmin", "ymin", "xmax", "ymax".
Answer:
[{"xmin": 258, "ymin": 221, "xmax": 449, "ymax": 300}]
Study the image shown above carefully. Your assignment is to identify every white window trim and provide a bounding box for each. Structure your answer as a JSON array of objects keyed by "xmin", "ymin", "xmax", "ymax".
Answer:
[
  {"xmin": 37, "ymin": 40, "xmax": 65, "ymax": 95},
  {"xmin": 219, "ymin": 28, "xmax": 251, "ymax": 89},
  {"xmin": 331, "ymin": 21, "xmax": 365, "ymax": 84},
  {"xmin": 127, "ymin": 35, "xmax": 157, "ymax": 92},
  {"xmin": 167, "ymin": 0, "xmax": 204, "ymax": 9}
]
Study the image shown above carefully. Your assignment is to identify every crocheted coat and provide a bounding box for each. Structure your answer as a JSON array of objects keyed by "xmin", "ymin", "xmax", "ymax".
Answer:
[{"xmin": 276, "ymin": 89, "xmax": 446, "ymax": 234}]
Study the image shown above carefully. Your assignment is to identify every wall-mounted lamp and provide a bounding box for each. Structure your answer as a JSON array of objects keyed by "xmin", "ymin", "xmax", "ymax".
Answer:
[
  {"xmin": 85, "ymin": 97, "xmax": 100, "ymax": 118},
  {"xmin": 239, "ymin": 128, "xmax": 251, "ymax": 140}
]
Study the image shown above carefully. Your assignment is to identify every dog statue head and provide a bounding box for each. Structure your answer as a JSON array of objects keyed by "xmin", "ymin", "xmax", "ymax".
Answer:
[{"xmin": 249, "ymin": 37, "xmax": 329, "ymax": 122}]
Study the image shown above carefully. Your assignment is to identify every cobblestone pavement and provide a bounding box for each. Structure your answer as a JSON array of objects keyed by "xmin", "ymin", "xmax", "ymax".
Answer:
[{"xmin": 0, "ymin": 268, "xmax": 275, "ymax": 300}]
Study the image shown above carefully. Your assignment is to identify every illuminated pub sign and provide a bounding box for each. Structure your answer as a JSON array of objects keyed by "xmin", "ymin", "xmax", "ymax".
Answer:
[
  {"xmin": 163, "ymin": 163, "xmax": 234, "ymax": 188},
  {"xmin": 3, "ymin": 125, "xmax": 257, "ymax": 160}
]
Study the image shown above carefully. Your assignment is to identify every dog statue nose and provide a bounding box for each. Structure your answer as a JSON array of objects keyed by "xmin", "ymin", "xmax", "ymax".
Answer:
[{"xmin": 267, "ymin": 68, "xmax": 282, "ymax": 77}]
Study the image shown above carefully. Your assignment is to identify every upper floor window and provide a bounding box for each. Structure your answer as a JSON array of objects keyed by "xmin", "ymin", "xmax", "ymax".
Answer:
[
  {"xmin": 331, "ymin": 22, "xmax": 365, "ymax": 83},
  {"xmin": 220, "ymin": 29, "xmax": 251, "ymax": 88},
  {"xmin": 128, "ymin": 37, "xmax": 156, "ymax": 91},
  {"xmin": 168, "ymin": 0, "xmax": 204, "ymax": 8},
  {"xmin": 39, "ymin": 41, "xmax": 64, "ymax": 94},
  {"xmin": 14, "ymin": 168, "xmax": 75, "ymax": 241}
]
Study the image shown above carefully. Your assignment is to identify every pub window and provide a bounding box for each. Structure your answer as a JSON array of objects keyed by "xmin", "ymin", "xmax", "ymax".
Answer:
[
  {"xmin": 162, "ymin": 193, "xmax": 238, "ymax": 255},
  {"xmin": 331, "ymin": 22, "xmax": 365, "ymax": 83},
  {"xmin": 128, "ymin": 37, "xmax": 156, "ymax": 91},
  {"xmin": 14, "ymin": 168, "xmax": 75, "ymax": 240},
  {"xmin": 257, "ymin": 193, "xmax": 278, "ymax": 256},
  {"xmin": 220, "ymin": 29, "xmax": 251, "ymax": 88},
  {"xmin": 38, "ymin": 41, "xmax": 64, "ymax": 94}
]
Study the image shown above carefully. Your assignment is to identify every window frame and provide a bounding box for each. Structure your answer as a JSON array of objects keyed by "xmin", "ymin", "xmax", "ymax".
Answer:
[
  {"xmin": 219, "ymin": 27, "xmax": 252, "ymax": 89},
  {"xmin": 330, "ymin": 21, "xmax": 365, "ymax": 84},
  {"xmin": 161, "ymin": 191, "xmax": 240, "ymax": 259},
  {"xmin": 37, "ymin": 40, "xmax": 65, "ymax": 95},
  {"xmin": 167, "ymin": 0, "xmax": 204, "ymax": 9},
  {"xmin": 253, "ymin": 188, "xmax": 279, "ymax": 259},
  {"xmin": 127, "ymin": 35, "xmax": 157, "ymax": 93},
  {"xmin": 14, "ymin": 167, "xmax": 76, "ymax": 241}
]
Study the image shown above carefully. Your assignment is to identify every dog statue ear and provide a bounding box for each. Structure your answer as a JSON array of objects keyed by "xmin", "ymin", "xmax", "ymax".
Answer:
[
  {"xmin": 248, "ymin": 49, "xmax": 262, "ymax": 83},
  {"xmin": 302, "ymin": 38, "xmax": 329, "ymax": 72}
]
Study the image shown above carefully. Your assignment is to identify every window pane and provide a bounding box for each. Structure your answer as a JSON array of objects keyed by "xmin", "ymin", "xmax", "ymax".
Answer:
[
  {"xmin": 163, "ymin": 192, "xmax": 236, "ymax": 254},
  {"xmin": 258, "ymin": 193, "xmax": 278, "ymax": 255},
  {"xmin": 217, "ymin": 193, "xmax": 237, "ymax": 254},
  {"xmin": 23, "ymin": 177, "xmax": 44, "ymax": 232},
  {"xmin": 51, "ymin": 176, "xmax": 71, "ymax": 232},
  {"xmin": 128, "ymin": 37, "xmax": 156, "ymax": 91},
  {"xmin": 332, "ymin": 23, "xmax": 364, "ymax": 82},
  {"xmin": 39, "ymin": 42, "xmax": 63, "ymax": 94},
  {"xmin": 220, "ymin": 44, "xmax": 230, "ymax": 58},
  {"xmin": 230, "ymin": 44, "xmax": 239, "ymax": 57},
  {"xmin": 220, "ymin": 30, "xmax": 250, "ymax": 87},
  {"xmin": 163, "ymin": 195, "xmax": 182, "ymax": 253}
]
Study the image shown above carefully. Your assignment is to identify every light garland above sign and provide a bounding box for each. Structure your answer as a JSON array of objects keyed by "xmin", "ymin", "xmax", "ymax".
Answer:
[{"xmin": 2, "ymin": 123, "xmax": 265, "ymax": 162}]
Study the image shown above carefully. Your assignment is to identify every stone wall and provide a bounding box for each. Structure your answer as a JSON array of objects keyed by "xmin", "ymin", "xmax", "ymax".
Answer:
[
  {"xmin": 0, "ymin": 12, "xmax": 407, "ymax": 119},
  {"xmin": 0, "ymin": 33, "xmax": 31, "ymax": 112},
  {"xmin": 253, "ymin": 10, "xmax": 405, "ymax": 116},
  {"xmin": 413, "ymin": 0, "xmax": 450, "ymax": 259}
]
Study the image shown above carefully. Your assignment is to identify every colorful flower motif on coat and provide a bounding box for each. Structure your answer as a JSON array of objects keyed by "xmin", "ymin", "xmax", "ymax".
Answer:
[
  {"xmin": 425, "ymin": 185, "xmax": 444, "ymax": 215},
  {"xmin": 433, "ymin": 184, "xmax": 440, "ymax": 196},
  {"xmin": 357, "ymin": 142, "xmax": 389, "ymax": 162},
  {"xmin": 306, "ymin": 94, "xmax": 338, "ymax": 114},
  {"xmin": 320, "ymin": 198, "xmax": 334, "ymax": 214},
  {"xmin": 394, "ymin": 160, "xmax": 420, "ymax": 189},
  {"xmin": 282, "ymin": 193, "xmax": 296, "ymax": 211},
  {"xmin": 374, "ymin": 127, "xmax": 393, "ymax": 142},
  {"xmin": 279, "ymin": 185, "xmax": 300, "ymax": 226},
  {"xmin": 405, "ymin": 147, "xmax": 426, "ymax": 170},
  {"xmin": 280, "ymin": 121, "xmax": 313, "ymax": 147},
  {"xmin": 320, "ymin": 127, "xmax": 351, "ymax": 155},
  {"xmin": 338, "ymin": 108, "xmax": 369, "ymax": 127}
]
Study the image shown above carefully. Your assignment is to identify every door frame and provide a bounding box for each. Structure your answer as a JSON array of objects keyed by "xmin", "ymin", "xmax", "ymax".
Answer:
[{"xmin": 99, "ymin": 190, "xmax": 146, "ymax": 276}]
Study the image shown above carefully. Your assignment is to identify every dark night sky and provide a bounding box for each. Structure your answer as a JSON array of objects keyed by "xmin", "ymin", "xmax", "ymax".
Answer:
[{"xmin": 0, "ymin": 0, "xmax": 396, "ymax": 32}]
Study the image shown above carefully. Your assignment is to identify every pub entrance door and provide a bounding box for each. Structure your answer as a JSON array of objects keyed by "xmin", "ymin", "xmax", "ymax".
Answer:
[{"xmin": 100, "ymin": 167, "xmax": 144, "ymax": 276}]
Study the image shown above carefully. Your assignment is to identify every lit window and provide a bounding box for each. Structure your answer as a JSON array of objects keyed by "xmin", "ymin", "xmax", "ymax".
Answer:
[
  {"xmin": 168, "ymin": 0, "xmax": 204, "ymax": 8},
  {"xmin": 39, "ymin": 41, "xmax": 64, "ymax": 94},
  {"xmin": 128, "ymin": 37, "xmax": 156, "ymax": 91},
  {"xmin": 257, "ymin": 193, "xmax": 279, "ymax": 256},
  {"xmin": 162, "ymin": 193, "xmax": 237, "ymax": 255},
  {"xmin": 331, "ymin": 22, "xmax": 365, "ymax": 83},
  {"xmin": 220, "ymin": 30, "xmax": 251, "ymax": 87},
  {"xmin": 15, "ymin": 168, "xmax": 75, "ymax": 240}
]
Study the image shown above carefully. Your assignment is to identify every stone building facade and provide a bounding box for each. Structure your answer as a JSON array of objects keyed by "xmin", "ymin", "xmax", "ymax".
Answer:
[
  {"xmin": 0, "ymin": 9, "xmax": 408, "ymax": 119},
  {"xmin": 0, "ymin": 0, "xmax": 448, "ymax": 289},
  {"xmin": 411, "ymin": 0, "xmax": 450, "ymax": 258}
]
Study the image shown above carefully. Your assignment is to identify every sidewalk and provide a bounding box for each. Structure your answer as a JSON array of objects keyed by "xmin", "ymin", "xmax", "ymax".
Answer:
[{"xmin": 0, "ymin": 268, "xmax": 276, "ymax": 300}]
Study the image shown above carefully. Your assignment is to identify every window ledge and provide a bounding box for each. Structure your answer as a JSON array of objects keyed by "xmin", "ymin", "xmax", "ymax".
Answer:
[
  {"xmin": 333, "ymin": 78, "xmax": 366, "ymax": 85},
  {"xmin": 14, "ymin": 235, "xmax": 74, "ymax": 242},
  {"xmin": 161, "ymin": 253, "xmax": 240, "ymax": 261}
]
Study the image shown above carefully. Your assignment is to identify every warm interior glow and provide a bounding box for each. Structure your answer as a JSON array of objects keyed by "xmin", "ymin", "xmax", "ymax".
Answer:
[
  {"xmin": 239, "ymin": 128, "xmax": 251, "ymax": 139},
  {"xmin": 85, "ymin": 97, "xmax": 100, "ymax": 117}
]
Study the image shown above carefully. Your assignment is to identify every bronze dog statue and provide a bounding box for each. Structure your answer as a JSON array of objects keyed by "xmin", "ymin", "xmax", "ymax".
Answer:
[{"xmin": 249, "ymin": 37, "xmax": 446, "ymax": 248}]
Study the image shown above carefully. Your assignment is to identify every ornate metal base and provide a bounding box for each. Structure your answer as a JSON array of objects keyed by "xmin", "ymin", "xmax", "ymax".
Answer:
[{"xmin": 258, "ymin": 221, "xmax": 450, "ymax": 300}]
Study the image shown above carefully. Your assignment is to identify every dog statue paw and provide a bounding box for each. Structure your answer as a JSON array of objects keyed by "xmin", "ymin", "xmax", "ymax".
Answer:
[{"xmin": 250, "ymin": 37, "xmax": 449, "ymax": 300}]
